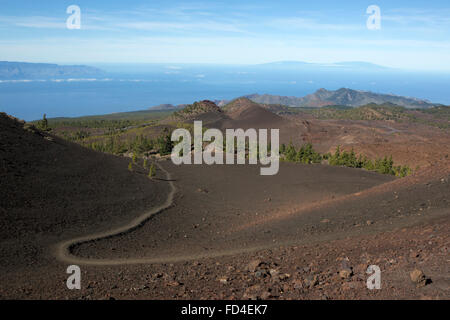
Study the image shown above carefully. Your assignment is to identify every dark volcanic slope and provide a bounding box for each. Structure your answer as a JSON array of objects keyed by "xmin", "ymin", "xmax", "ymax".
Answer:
[
  {"xmin": 1, "ymin": 110, "xmax": 448, "ymax": 300},
  {"xmin": 167, "ymin": 98, "xmax": 312, "ymax": 153},
  {"xmin": 166, "ymin": 99, "xmax": 306, "ymax": 145},
  {"xmin": 72, "ymin": 161, "xmax": 396, "ymax": 262},
  {"xmin": 220, "ymin": 98, "xmax": 309, "ymax": 146},
  {"xmin": 222, "ymin": 98, "xmax": 286, "ymax": 129},
  {"xmin": 0, "ymin": 113, "xmax": 170, "ymax": 272},
  {"xmin": 168, "ymin": 100, "xmax": 229, "ymax": 126}
]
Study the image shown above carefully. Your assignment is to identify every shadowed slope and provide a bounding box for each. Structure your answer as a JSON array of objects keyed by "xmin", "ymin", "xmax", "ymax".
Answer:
[{"xmin": 0, "ymin": 113, "xmax": 170, "ymax": 271}]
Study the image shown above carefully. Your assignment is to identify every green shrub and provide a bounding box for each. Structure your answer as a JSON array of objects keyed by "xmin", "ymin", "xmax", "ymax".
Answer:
[{"xmin": 280, "ymin": 143, "xmax": 411, "ymax": 177}]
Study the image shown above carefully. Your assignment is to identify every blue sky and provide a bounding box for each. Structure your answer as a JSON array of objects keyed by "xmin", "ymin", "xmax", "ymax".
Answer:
[{"xmin": 0, "ymin": 0, "xmax": 449, "ymax": 71}]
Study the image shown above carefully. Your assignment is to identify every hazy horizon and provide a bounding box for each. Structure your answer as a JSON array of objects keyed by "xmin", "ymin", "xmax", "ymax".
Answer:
[
  {"xmin": 0, "ymin": 1, "xmax": 449, "ymax": 71},
  {"xmin": 3, "ymin": 64, "xmax": 449, "ymax": 121}
]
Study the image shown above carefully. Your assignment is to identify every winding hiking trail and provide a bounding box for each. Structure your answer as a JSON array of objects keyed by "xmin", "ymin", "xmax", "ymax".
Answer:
[
  {"xmin": 54, "ymin": 159, "xmax": 448, "ymax": 267},
  {"xmin": 52, "ymin": 165, "xmax": 398, "ymax": 266},
  {"xmin": 54, "ymin": 162, "xmax": 273, "ymax": 266},
  {"xmin": 54, "ymin": 162, "xmax": 179, "ymax": 266}
]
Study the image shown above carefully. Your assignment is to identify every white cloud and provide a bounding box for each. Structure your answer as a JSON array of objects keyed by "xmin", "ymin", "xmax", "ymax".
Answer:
[
  {"xmin": 0, "ymin": 15, "xmax": 65, "ymax": 29},
  {"xmin": 116, "ymin": 20, "xmax": 244, "ymax": 33},
  {"xmin": 266, "ymin": 17, "xmax": 362, "ymax": 31}
]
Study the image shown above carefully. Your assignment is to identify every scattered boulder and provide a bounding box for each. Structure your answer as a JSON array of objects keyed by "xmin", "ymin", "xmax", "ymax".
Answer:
[
  {"xmin": 255, "ymin": 270, "xmax": 270, "ymax": 278},
  {"xmin": 410, "ymin": 269, "xmax": 429, "ymax": 288},
  {"xmin": 304, "ymin": 275, "xmax": 319, "ymax": 288},
  {"xmin": 243, "ymin": 285, "xmax": 262, "ymax": 300},
  {"xmin": 260, "ymin": 290, "xmax": 272, "ymax": 300},
  {"xmin": 279, "ymin": 273, "xmax": 291, "ymax": 281},
  {"xmin": 247, "ymin": 260, "xmax": 263, "ymax": 272},
  {"xmin": 293, "ymin": 279, "xmax": 304, "ymax": 290},
  {"xmin": 339, "ymin": 258, "xmax": 353, "ymax": 279},
  {"xmin": 339, "ymin": 268, "xmax": 353, "ymax": 279},
  {"xmin": 342, "ymin": 281, "xmax": 359, "ymax": 290},
  {"xmin": 219, "ymin": 277, "xmax": 228, "ymax": 285},
  {"xmin": 167, "ymin": 280, "xmax": 183, "ymax": 287},
  {"xmin": 269, "ymin": 269, "xmax": 279, "ymax": 278}
]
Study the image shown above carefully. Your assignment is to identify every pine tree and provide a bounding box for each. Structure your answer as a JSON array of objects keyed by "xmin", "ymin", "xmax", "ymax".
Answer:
[
  {"xmin": 149, "ymin": 163, "xmax": 156, "ymax": 178},
  {"xmin": 157, "ymin": 128, "xmax": 174, "ymax": 156},
  {"xmin": 37, "ymin": 114, "xmax": 49, "ymax": 131},
  {"xmin": 285, "ymin": 143, "xmax": 297, "ymax": 162},
  {"xmin": 329, "ymin": 145, "xmax": 341, "ymax": 166},
  {"xmin": 357, "ymin": 154, "xmax": 364, "ymax": 168},
  {"xmin": 349, "ymin": 148, "xmax": 357, "ymax": 167},
  {"xmin": 280, "ymin": 143, "xmax": 286, "ymax": 154},
  {"xmin": 387, "ymin": 155, "xmax": 394, "ymax": 174}
]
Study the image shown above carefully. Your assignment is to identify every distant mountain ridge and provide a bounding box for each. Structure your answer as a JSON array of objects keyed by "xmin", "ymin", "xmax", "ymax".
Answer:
[
  {"xmin": 0, "ymin": 61, "xmax": 104, "ymax": 79},
  {"xmin": 148, "ymin": 104, "xmax": 185, "ymax": 111},
  {"xmin": 246, "ymin": 88, "xmax": 439, "ymax": 109}
]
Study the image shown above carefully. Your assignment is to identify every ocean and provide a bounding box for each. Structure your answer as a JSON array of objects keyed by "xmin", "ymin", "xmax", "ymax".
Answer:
[{"xmin": 1, "ymin": 64, "xmax": 449, "ymax": 121}]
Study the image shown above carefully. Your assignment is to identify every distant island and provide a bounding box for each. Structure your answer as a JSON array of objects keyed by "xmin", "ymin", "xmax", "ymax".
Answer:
[
  {"xmin": 255, "ymin": 61, "xmax": 390, "ymax": 71},
  {"xmin": 0, "ymin": 61, "xmax": 104, "ymax": 79}
]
